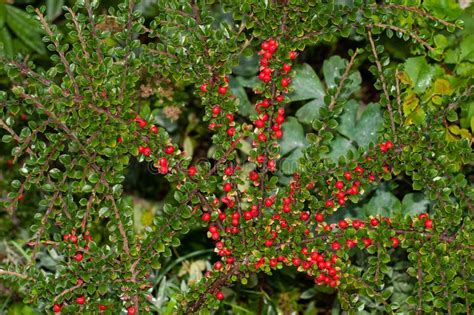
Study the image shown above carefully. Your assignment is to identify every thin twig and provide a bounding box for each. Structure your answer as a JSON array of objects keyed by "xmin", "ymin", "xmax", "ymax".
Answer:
[
  {"xmin": 367, "ymin": 30, "xmax": 397, "ymax": 139},
  {"xmin": 328, "ymin": 49, "xmax": 359, "ymax": 111}
]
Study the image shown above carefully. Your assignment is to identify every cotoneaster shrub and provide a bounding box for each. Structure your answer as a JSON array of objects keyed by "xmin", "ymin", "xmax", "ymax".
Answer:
[{"xmin": 0, "ymin": 0, "xmax": 473, "ymax": 314}]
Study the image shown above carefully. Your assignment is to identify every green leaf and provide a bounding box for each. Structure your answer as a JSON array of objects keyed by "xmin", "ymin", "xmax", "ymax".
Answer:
[
  {"xmin": 337, "ymin": 101, "xmax": 382, "ymax": 147},
  {"xmin": 279, "ymin": 117, "xmax": 308, "ymax": 156},
  {"xmin": 404, "ymin": 57, "xmax": 434, "ymax": 93},
  {"xmin": 401, "ymin": 193, "xmax": 430, "ymax": 216},
  {"xmin": 295, "ymin": 98, "xmax": 325, "ymax": 125},
  {"xmin": 324, "ymin": 136, "xmax": 355, "ymax": 162},
  {"xmin": 229, "ymin": 76, "xmax": 255, "ymax": 117},
  {"xmin": 288, "ymin": 63, "xmax": 325, "ymax": 102},
  {"xmin": 5, "ymin": 5, "xmax": 45, "ymax": 54},
  {"xmin": 46, "ymin": 0, "xmax": 64, "ymax": 22},
  {"xmin": 364, "ymin": 187, "xmax": 402, "ymax": 217},
  {"xmin": 0, "ymin": 4, "xmax": 6, "ymax": 29},
  {"xmin": 323, "ymin": 55, "xmax": 361, "ymax": 97},
  {"xmin": 459, "ymin": 34, "xmax": 474, "ymax": 62},
  {"xmin": 0, "ymin": 27, "xmax": 13, "ymax": 57}
]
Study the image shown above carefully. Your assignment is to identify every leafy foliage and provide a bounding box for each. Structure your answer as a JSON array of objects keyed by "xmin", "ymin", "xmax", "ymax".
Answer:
[{"xmin": 0, "ymin": 0, "xmax": 473, "ymax": 314}]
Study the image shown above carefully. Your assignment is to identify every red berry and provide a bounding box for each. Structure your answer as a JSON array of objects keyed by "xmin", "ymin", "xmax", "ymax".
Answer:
[
  {"xmin": 53, "ymin": 304, "xmax": 62, "ymax": 313},
  {"xmin": 164, "ymin": 146, "xmax": 174, "ymax": 154},
  {"xmin": 315, "ymin": 213, "xmax": 324, "ymax": 222},
  {"xmin": 352, "ymin": 219, "xmax": 362, "ymax": 229},
  {"xmin": 249, "ymin": 171, "xmax": 259, "ymax": 181},
  {"xmin": 99, "ymin": 304, "xmax": 107, "ymax": 311},
  {"xmin": 258, "ymin": 133, "xmax": 267, "ymax": 142},
  {"xmin": 261, "ymin": 41, "xmax": 270, "ymax": 51},
  {"xmin": 70, "ymin": 235, "xmax": 78, "ymax": 244},
  {"xmin": 335, "ymin": 181, "xmax": 344, "ymax": 189},
  {"xmin": 386, "ymin": 140, "xmax": 394, "ymax": 149},
  {"xmin": 264, "ymin": 239, "xmax": 273, "ymax": 246},
  {"xmin": 338, "ymin": 220, "xmax": 348, "ymax": 229},
  {"xmin": 142, "ymin": 147, "xmax": 151, "ymax": 157},
  {"xmin": 223, "ymin": 183, "xmax": 232, "ymax": 192},
  {"xmin": 424, "ymin": 219, "xmax": 433, "ymax": 229},
  {"xmin": 325, "ymin": 200, "xmax": 334, "ymax": 208},
  {"xmin": 216, "ymin": 291, "xmax": 225, "ymax": 300},
  {"xmin": 212, "ymin": 106, "xmax": 221, "ymax": 116},
  {"xmin": 227, "ymin": 127, "xmax": 236, "ymax": 137},
  {"xmin": 282, "ymin": 63, "xmax": 292, "ymax": 72},
  {"xmin": 276, "ymin": 95, "xmax": 284, "ymax": 102},
  {"xmin": 281, "ymin": 78, "xmax": 290, "ymax": 87},
  {"xmin": 149, "ymin": 125, "xmax": 158, "ymax": 134},
  {"xmin": 224, "ymin": 166, "xmax": 234, "ymax": 176},
  {"xmin": 344, "ymin": 172, "xmax": 351, "ymax": 180},
  {"xmin": 274, "ymin": 129, "xmax": 283, "ymax": 138},
  {"xmin": 214, "ymin": 261, "xmax": 223, "ymax": 270},
  {"xmin": 354, "ymin": 166, "xmax": 364, "ymax": 175},
  {"xmin": 117, "ymin": 136, "xmax": 123, "ymax": 143},
  {"xmin": 390, "ymin": 237, "xmax": 399, "ymax": 248},
  {"xmin": 264, "ymin": 198, "xmax": 274, "ymax": 207},
  {"xmin": 188, "ymin": 166, "xmax": 197, "ymax": 177},
  {"xmin": 200, "ymin": 84, "xmax": 207, "ymax": 92},
  {"xmin": 138, "ymin": 119, "xmax": 147, "ymax": 128},
  {"xmin": 418, "ymin": 213, "xmax": 429, "ymax": 220},
  {"xmin": 368, "ymin": 174, "xmax": 376, "ymax": 181},
  {"xmin": 74, "ymin": 252, "xmax": 83, "ymax": 262},
  {"xmin": 201, "ymin": 213, "xmax": 211, "ymax": 221},
  {"xmin": 218, "ymin": 86, "xmax": 227, "ymax": 95},
  {"xmin": 127, "ymin": 306, "xmax": 136, "ymax": 315},
  {"xmin": 254, "ymin": 119, "xmax": 265, "ymax": 128},
  {"xmin": 370, "ymin": 218, "xmax": 379, "ymax": 227},
  {"xmin": 331, "ymin": 241, "xmax": 341, "ymax": 251},
  {"xmin": 76, "ymin": 295, "xmax": 85, "ymax": 305},
  {"xmin": 289, "ymin": 51, "xmax": 297, "ymax": 60}
]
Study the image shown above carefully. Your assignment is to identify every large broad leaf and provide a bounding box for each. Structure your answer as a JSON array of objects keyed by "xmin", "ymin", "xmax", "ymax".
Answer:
[
  {"xmin": 229, "ymin": 76, "xmax": 255, "ymax": 117},
  {"xmin": 337, "ymin": 100, "xmax": 382, "ymax": 147},
  {"xmin": 287, "ymin": 63, "xmax": 325, "ymax": 102},
  {"xmin": 401, "ymin": 193, "xmax": 430, "ymax": 216},
  {"xmin": 279, "ymin": 117, "xmax": 308, "ymax": 156},
  {"xmin": 323, "ymin": 55, "xmax": 361, "ymax": 97},
  {"xmin": 459, "ymin": 34, "xmax": 474, "ymax": 62},
  {"xmin": 0, "ymin": 4, "xmax": 5, "ymax": 29},
  {"xmin": 324, "ymin": 136, "xmax": 356, "ymax": 162},
  {"xmin": 423, "ymin": 0, "xmax": 462, "ymax": 20},
  {"xmin": 5, "ymin": 5, "xmax": 45, "ymax": 54},
  {"xmin": 404, "ymin": 57, "xmax": 435, "ymax": 93},
  {"xmin": 279, "ymin": 117, "xmax": 308, "ymax": 174},
  {"xmin": 295, "ymin": 98, "xmax": 325, "ymax": 124},
  {"xmin": 364, "ymin": 188, "xmax": 402, "ymax": 217},
  {"xmin": 233, "ymin": 54, "xmax": 259, "ymax": 76},
  {"xmin": 0, "ymin": 27, "xmax": 13, "ymax": 57},
  {"xmin": 46, "ymin": 0, "xmax": 64, "ymax": 22}
]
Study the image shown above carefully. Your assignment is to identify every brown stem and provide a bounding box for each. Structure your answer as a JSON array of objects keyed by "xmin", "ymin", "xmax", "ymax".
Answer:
[
  {"xmin": 328, "ymin": 49, "xmax": 360, "ymax": 111},
  {"xmin": 367, "ymin": 30, "xmax": 397, "ymax": 140}
]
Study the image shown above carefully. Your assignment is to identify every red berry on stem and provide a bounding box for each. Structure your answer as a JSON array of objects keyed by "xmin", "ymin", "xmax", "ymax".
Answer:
[
  {"xmin": 53, "ymin": 304, "xmax": 62, "ymax": 313},
  {"xmin": 76, "ymin": 295, "xmax": 85, "ymax": 305},
  {"xmin": 424, "ymin": 219, "xmax": 433, "ymax": 229},
  {"xmin": 227, "ymin": 127, "xmax": 236, "ymax": 137},
  {"xmin": 370, "ymin": 218, "xmax": 379, "ymax": 227},
  {"xmin": 127, "ymin": 306, "xmax": 136, "ymax": 315},
  {"xmin": 99, "ymin": 304, "xmax": 107, "ymax": 311},
  {"xmin": 200, "ymin": 84, "xmax": 207, "ymax": 92},
  {"xmin": 216, "ymin": 291, "xmax": 225, "ymax": 300},
  {"xmin": 223, "ymin": 183, "xmax": 232, "ymax": 192},
  {"xmin": 188, "ymin": 165, "xmax": 197, "ymax": 177},
  {"xmin": 74, "ymin": 252, "xmax": 83, "ymax": 262},
  {"xmin": 218, "ymin": 86, "xmax": 227, "ymax": 95},
  {"xmin": 289, "ymin": 51, "xmax": 297, "ymax": 59},
  {"xmin": 201, "ymin": 213, "xmax": 211, "ymax": 221}
]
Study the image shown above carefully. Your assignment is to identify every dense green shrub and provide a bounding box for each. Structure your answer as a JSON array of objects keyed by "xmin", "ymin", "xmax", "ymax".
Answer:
[{"xmin": 0, "ymin": 0, "xmax": 472, "ymax": 314}]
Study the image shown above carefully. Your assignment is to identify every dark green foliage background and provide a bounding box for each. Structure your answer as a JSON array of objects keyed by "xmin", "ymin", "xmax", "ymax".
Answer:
[{"xmin": 0, "ymin": 0, "xmax": 473, "ymax": 314}]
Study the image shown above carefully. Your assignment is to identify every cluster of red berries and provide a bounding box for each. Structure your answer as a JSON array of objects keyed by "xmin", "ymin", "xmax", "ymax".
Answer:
[{"xmin": 63, "ymin": 231, "xmax": 93, "ymax": 262}]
